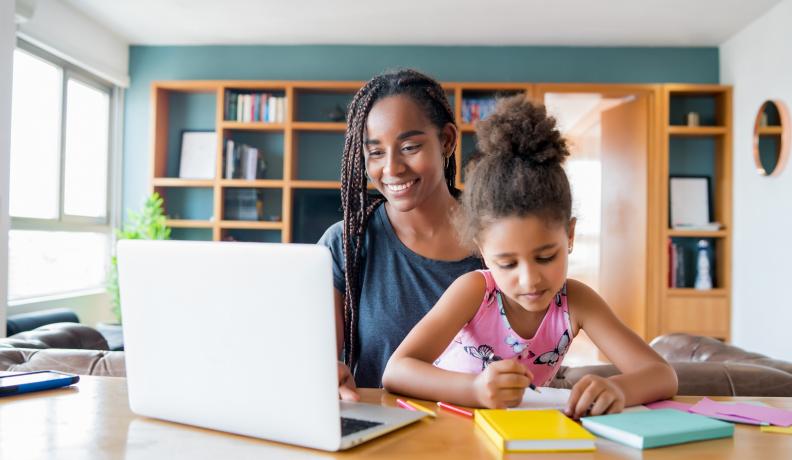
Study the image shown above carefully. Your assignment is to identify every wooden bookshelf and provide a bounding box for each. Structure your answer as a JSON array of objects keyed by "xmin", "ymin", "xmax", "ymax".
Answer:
[
  {"xmin": 658, "ymin": 84, "xmax": 732, "ymax": 341},
  {"xmin": 150, "ymin": 80, "xmax": 732, "ymax": 342}
]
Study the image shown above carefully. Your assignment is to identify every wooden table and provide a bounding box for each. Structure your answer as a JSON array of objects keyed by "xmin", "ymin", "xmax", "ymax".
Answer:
[{"xmin": 1, "ymin": 376, "xmax": 790, "ymax": 459}]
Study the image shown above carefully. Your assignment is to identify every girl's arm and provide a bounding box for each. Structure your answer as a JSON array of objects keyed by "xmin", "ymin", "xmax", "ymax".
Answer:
[
  {"xmin": 566, "ymin": 279, "xmax": 678, "ymax": 418},
  {"xmin": 383, "ymin": 272, "xmax": 531, "ymax": 407}
]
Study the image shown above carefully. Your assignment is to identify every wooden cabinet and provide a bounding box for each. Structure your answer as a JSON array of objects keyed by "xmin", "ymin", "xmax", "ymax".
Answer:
[{"xmin": 655, "ymin": 85, "xmax": 732, "ymax": 340}]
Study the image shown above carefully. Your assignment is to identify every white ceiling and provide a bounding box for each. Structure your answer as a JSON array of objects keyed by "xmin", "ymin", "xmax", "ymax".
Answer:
[{"xmin": 62, "ymin": 0, "xmax": 781, "ymax": 47}]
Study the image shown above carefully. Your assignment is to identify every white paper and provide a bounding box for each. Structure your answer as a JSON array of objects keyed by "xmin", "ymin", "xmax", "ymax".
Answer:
[
  {"xmin": 513, "ymin": 387, "xmax": 571, "ymax": 410},
  {"xmin": 511, "ymin": 387, "xmax": 648, "ymax": 412}
]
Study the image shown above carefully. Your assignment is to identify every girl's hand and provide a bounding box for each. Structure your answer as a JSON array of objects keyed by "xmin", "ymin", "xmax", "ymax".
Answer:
[
  {"xmin": 472, "ymin": 359, "xmax": 533, "ymax": 408},
  {"xmin": 565, "ymin": 374, "xmax": 625, "ymax": 419}
]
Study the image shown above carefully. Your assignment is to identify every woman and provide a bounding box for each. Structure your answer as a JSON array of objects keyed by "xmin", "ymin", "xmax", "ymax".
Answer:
[{"xmin": 318, "ymin": 69, "xmax": 481, "ymax": 398}]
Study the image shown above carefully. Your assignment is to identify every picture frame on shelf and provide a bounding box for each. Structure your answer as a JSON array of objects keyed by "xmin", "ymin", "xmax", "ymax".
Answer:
[
  {"xmin": 669, "ymin": 175, "xmax": 712, "ymax": 229},
  {"xmin": 178, "ymin": 130, "xmax": 216, "ymax": 179}
]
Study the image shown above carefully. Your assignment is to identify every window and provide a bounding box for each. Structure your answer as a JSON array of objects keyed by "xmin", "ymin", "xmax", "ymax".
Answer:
[{"xmin": 8, "ymin": 42, "xmax": 116, "ymax": 302}]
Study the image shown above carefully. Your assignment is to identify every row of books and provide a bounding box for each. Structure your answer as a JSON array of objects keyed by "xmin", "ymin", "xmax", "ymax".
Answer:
[
  {"xmin": 224, "ymin": 140, "xmax": 267, "ymax": 180},
  {"xmin": 462, "ymin": 98, "xmax": 498, "ymax": 123},
  {"xmin": 669, "ymin": 238, "xmax": 718, "ymax": 289},
  {"xmin": 224, "ymin": 91, "xmax": 287, "ymax": 123}
]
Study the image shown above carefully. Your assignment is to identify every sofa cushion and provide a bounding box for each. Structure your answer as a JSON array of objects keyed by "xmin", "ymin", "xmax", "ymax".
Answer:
[
  {"xmin": 650, "ymin": 333, "xmax": 792, "ymax": 375},
  {"xmin": 551, "ymin": 361, "xmax": 792, "ymax": 397},
  {"xmin": 0, "ymin": 348, "xmax": 125, "ymax": 377},
  {"xmin": 0, "ymin": 323, "xmax": 109, "ymax": 351}
]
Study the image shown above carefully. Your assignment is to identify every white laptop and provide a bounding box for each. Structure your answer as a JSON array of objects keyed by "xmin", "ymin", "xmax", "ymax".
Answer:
[{"xmin": 117, "ymin": 240, "xmax": 425, "ymax": 451}]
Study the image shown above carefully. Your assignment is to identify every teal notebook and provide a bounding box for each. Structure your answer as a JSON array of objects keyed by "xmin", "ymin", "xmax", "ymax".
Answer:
[{"xmin": 580, "ymin": 409, "xmax": 734, "ymax": 449}]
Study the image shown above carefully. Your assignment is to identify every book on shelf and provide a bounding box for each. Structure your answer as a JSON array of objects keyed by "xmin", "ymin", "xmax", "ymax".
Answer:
[
  {"xmin": 224, "ymin": 140, "xmax": 267, "ymax": 180},
  {"xmin": 474, "ymin": 409, "xmax": 595, "ymax": 453},
  {"xmin": 224, "ymin": 91, "xmax": 286, "ymax": 123},
  {"xmin": 462, "ymin": 98, "xmax": 498, "ymax": 123},
  {"xmin": 224, "ymin": 189, "xmax": 259, "ymax": 221},
  {"xmin": 668, "ymin": 238, "xmax": 687, "ymax": 288},
  {"xmin": 580, "ymin": 409, "xmax": 734, "ymax": 450}
]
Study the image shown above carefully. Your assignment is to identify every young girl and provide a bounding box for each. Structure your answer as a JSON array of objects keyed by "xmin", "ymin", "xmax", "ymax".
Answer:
[{"xmin": 382, "ymin": 96, "xmax": 678, "ymax": 418}]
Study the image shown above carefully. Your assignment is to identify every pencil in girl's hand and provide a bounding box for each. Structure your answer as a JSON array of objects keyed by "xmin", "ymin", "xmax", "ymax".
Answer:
[
  {"xmin": 437, "ymin": 401, "xmax": 473, "ymax": 418},
  {"xmin": 529, "ymin": 383, "xmax": 542, "ymax": 393}
]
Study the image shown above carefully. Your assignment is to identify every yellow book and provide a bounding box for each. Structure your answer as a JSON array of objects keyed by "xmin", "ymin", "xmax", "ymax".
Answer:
[{"xmin": 474, "ymin": 409, "xmax": 596, "ymax": 452}]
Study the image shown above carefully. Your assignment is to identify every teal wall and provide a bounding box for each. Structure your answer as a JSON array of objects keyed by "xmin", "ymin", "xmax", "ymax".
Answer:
[{"xmin": 124, "ymin": 45, "xmax": 719, "ymax": 213}]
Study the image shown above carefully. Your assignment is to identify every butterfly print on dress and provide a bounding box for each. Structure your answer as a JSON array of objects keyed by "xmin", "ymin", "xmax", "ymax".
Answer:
[
  {"xmin": 533, "ymin": 330, "xmax": 571, "ymax": 367},
  {"xmin": 505, "ymin": 335, "xmax": 527, "ymax": 354},
  {"xmin": 464, "ymin": 344, "xmax": 503, "ymax": 371}
]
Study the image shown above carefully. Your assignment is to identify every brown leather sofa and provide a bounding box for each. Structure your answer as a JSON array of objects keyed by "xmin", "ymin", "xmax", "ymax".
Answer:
[
  {"xmin": 552, "ymin": 333, "xmax": 792, "ymax": 396},
  {"xmin": 0, "ymin": 323, "xmax": 125, "ymax": 377},
  {"xmin": 1, "ymin": 324, "xmax": 791, "ymax": 396}
]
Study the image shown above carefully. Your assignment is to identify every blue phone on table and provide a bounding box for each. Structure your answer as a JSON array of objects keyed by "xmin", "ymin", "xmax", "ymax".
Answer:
[{"xmin": 0, "ymin": 370, "xmax": 79, "ymax": 396}]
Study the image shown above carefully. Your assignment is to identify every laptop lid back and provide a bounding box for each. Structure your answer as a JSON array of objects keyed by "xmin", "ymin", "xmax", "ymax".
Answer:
[{"xmin": 117, "ymin": 240, "xmax": 342, "ymax": 450}]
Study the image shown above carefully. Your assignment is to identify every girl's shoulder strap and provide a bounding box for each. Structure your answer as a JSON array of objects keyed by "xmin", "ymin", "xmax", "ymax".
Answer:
[{"xmin": 476, "ymin": 269, "xmax": 498, "ymax": 296}]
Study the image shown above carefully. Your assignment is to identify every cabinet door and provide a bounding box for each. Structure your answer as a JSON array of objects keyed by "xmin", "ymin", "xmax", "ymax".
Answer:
[{"xmin": 599, "ymin": 94, "xmax": 650, "ymax": 338}]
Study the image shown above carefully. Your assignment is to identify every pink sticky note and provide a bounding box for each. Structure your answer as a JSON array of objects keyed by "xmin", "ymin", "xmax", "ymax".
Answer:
[
  {"xmin": 716, "ymin": 403, "xmax": 792, "ymax": 427},
  {"xmin": 689, "ymin": 398, "xmax": 767, "ymax": 425},
  {"xmin": 646, "ymin": 400, "xmax": 693, "ymax": 412}
]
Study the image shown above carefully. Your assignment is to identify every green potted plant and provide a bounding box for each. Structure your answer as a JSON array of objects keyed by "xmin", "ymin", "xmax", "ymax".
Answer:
[{"xmin": 100, "ymin": 192, "xmax": 171, "ymax": 349}]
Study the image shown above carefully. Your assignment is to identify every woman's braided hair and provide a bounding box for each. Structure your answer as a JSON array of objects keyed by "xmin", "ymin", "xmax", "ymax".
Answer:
[{"xmin": 340, "ymin": 69, "xmax": 460, "ymax": 372}]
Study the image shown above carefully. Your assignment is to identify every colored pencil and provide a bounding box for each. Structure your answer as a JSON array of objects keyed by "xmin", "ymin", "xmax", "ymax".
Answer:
[
  {"xmin": 396, "ymin": 398, "xmax": 417, "ymax": 411},
  {"xmin": 437, "ymin": 401, "xmax": 474, "ymax": 418},
  {"xmin": 404, "ymin": 399, "xmax": 437, "ymax": 417}
]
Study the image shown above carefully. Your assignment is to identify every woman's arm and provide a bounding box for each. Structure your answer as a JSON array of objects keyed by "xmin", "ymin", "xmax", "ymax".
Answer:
[
  {"xmin": 334, "ymin": 288, "xmax": 359, "ymax": 401},
  {"xmin": 383, "ymin": 272, "xmax": 531, "ymax": 407},
  {"xmin": 566, "ymin": 279, "xmax": 678, "ymax": 417}
]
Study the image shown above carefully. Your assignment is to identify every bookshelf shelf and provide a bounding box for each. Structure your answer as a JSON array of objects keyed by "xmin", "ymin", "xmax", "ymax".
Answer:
[
  {"xmin": 667, "ymin": 126, "xmax": 727, "ymax": 136},
  {"xmin": 460, "ymin": 124, "xmax": 476, "ymax": 133},
  {"xmin": 666, "ymin": 288, "xmax": 728, "ymax": 297},
  {"xmin": 165, "ymin": 219, "xmax": 214, "ymax": 229},
  {"xmin": 291, "ymin": 180, "xmax": 342, "ymax": 189},
  {"xmin": 220, "ymin": 121, "xmax": 286, "ymax": 131},
  {"xmin": 219, "ymin": 220, "xmax": 283, "ymax": 230},
  {"xmin": 220, "ymin": 179, "xmax": 285, "ymax": 188},
  {"xmin": 292, "ymin": 122, "xmax": 347, "ymax": 132},
  {"xmin": 667, "ymin": 229, "xmax": 728, "ymax": 238},
  {"xmin": 152, "ymin": 178, "xmax": 214, "ymax": 187}
]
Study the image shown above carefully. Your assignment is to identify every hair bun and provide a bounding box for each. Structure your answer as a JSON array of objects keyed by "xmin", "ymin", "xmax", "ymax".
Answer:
[{"xmin": 475, "ymin": 96, "xmax": 569, "ymax": 167}]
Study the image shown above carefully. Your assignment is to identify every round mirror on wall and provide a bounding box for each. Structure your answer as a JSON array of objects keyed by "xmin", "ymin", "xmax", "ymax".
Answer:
[{"xmin": 753, "ymin": 99, "xmax": 790, "ymax": 177}]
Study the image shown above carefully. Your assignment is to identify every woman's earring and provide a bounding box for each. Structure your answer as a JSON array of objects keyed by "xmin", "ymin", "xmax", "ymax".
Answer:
[
  {"xmin": 443, "ymin": 154, "xmax": 450, "ymax": 169},
  {"xmin": 568, "ymin": 246, "xmax": 573, "ymax": 254}
]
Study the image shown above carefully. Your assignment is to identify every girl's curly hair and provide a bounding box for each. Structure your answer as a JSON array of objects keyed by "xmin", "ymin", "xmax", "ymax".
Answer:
[{"xmin": 457, "ymin": 95, "xmax": 572, "ymax": 248}]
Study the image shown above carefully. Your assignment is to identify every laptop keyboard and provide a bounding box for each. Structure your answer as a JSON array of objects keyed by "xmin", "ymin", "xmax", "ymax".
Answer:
[{"xmin": 340, "ymin": 417, "xmax": 384, "ymax": 437}]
